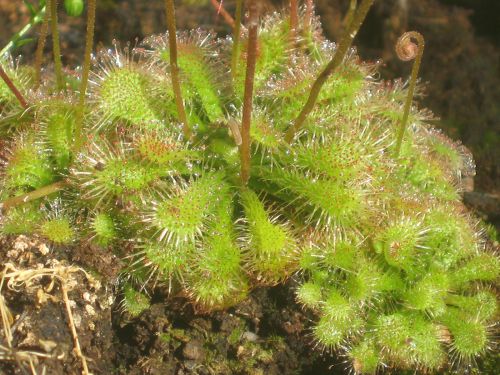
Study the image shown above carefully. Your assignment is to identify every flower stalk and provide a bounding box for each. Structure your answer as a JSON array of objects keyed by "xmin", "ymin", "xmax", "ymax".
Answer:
[
  {"xmin": 230, "ymin": 0, "xmax": 244, "ymax": 81},
  {"xmin": 210, "ymin": 0, "xmax": 235, "ymax": 28},
  {"xmin": 0, "ymin": 181, "xmax": 67, "ymax": 214},
  {"xmin": 74, "ymin": 0, "xmax": 96, "ymax": 153},
  {"xmin": 240, "ymin": 1, "xmax": 259, "ymax": 185},
  {"xmin": 49, "ymin": 0, "xmax": 64, "ymax": 90},
  {"xmin": 0, "ymin": 66, "xmax": 28, "ymax": 109},
  {"xmin": 165, "ymin": 0, "xmax": 191, "ymax": 140},
  {"xmin": 34, "ymin": 2, "xmax": 51, "ymax": 88},
  {"xmin": 0, "ymin": 4, "xmax": 46, "ymax": 58},
  {"xmin": 394, "ymin": 31, "xmax": 425, "ymax": 156},
  {"xmin": 285, "ymin": 0, "xmax": 375, "ymax": 143},
  {"xmin": 289, "ymin": 0, "xmax": 299, "ymax": 41}
]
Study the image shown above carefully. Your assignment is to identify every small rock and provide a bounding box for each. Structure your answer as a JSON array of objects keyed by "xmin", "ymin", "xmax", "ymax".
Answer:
[
  {"xmin": 182, "ymin": 339, "xmax": 205, "ymax": 361},
  {"xmin": 73, "ymin": 313, "xmax": 82, "ymax": 328},
  {"xmin": 13, "ymin": 236, "xmax": 29, "ymax": 251},
  {"xmin": 83, "ymin": 291, "xmax": 92, "ymax": 302},
  {"xmin": 236, "ymin": 345, "xmax": 245, "ymax": 357},
  {"xmin": 85, "ymin": 304, "xmax": 96, "ymax": 316},
  {"xmin": 242, "ymin": 331, "xmax": 259, "ymax": 342},
  {"xmin": 38, "ymin": 339, "xmax": 57, "ymax": 353},
  {"xmin": 184, "ymin": 360, "xmax": 198, "ymax": 370},
  {"xmin": 37, "ymin": 243, "xmax": 50, "ymax": 255}
]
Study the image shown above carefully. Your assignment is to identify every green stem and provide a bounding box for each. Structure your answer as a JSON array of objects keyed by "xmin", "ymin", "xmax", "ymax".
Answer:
[
  {"xmin": 0, "ymin": 65, "xmax": 28, "ymax": 109},
  {"xmin": 0, "ymin": 181, "xmax": 67, "ymax": 213},
  {"xmin": 394, "ymin": 31, "xmax": 425, "ymax": 157},
  {"xmin": 285, "ymin": 0, "xmax": 375, "ymax": 143},
  {"xmin": 240, "ymin": 1, "xmax": 259, "ymax": 186},
  {"xmin": 0, "ymin": 5, "xmax": 46, "ymax": 57},
  {"xmin": 0, "ymin": 23, "xmax": 33, "ymax": 57},
  {"xmin": 165, "ymin": 0, "xmax": 191, "ymax": 140},
  {"xmin": 49, "ymin": 0, "xmax": 64, "ymax": 90},
  {"xmin": 34, "ymin": 3, "xmax": 51, "ymax": 88},
  {"xmin": 230, "ymin": 0, "xmax": 244, "ymax": 82},
  {"xmin": 74, "ymin": 0, "xmax": 97, "ymax": 153}
]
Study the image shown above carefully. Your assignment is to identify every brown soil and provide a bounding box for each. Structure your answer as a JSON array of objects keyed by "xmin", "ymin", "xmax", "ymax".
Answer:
[{"xmin": 0, "ymin": 234, "xmax": 345, "ymax": 374}]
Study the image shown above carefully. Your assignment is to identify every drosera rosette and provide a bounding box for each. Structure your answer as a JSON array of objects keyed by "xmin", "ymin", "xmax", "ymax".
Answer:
[
  {"xmin": 261, "ymin": 42, "xmax": 370, "ymax": 131},
  {"xmin": 0, "ymin": 200, "xmax": 43, "ymax": 236},
  {"xmin": 372, "ymin": 214, "xmax": 429, "ymax": 273},
  {"xmin": 186, "ymin": 193, "xmax": 250, "ymax": 311},
  {"xmin": 125, "ymin": 237, "xmax": 195, "ymax": 292},
  {"xmin": 141, "ymin": 170, "xmax": 229, "ymax": 246},
  {"xmin": 37, "ymin": 198, "xmax": 77, "ymax": 245},
  {"xmin": 239, "ymin": 188, "xmax": 299, "ymax": 285},
  {"xmin": 88, "ymin": 42, "xmax": 170, "ymax": 131},
  {"xmin": 229, "ymin": 10, "xmax": 294, "ymax": 98},
  {"xmin": 421, "ymin": 127, "xmax": 476, "ymax": 190},
  {"xmin": 0, "ymin": 131, "xmax": 55, "ymax": 196},
  {"xmin": 0, "ymin": 55, "xmax": 33, "ymax": 112},
  {"xmin": 131, "ymin": 126, "xmax": 201, "ymax": 172},
  {"xmin": 312, "ymin": 288, "xmax": 364, "ymax": 351},
  {"xmin": 143, "ymin": 29, "xmax": 227, "ymax": 128},
  {"xmin": 119, "ymin": 282, "xmax": 151, "ymax": 318},
  {"xmin": 88, "ymin": 211, "xmax": 119, "ymax": 247},
  {"xmin": 35, "ymin": 92, "xmax": 80, "ymax": 171},
  {"xmin": 70, "ymin": 135, "xmax": 166, "ymax": 208},
  {"xmin": 0, "ymin": 1, "xmax": 498, "ymax": 373}
]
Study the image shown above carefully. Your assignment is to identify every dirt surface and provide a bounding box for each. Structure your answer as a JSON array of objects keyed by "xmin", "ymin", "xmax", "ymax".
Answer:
[
  {"xmin": 0, "ymin": 234, "xmax": 348, "ymax": 374},
  {"xmin": 0, "ymin": 235, "xmax": 115, "ymax": 374}
]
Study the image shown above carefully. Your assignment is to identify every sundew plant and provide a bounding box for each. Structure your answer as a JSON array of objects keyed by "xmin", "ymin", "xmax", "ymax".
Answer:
[{"xmin": 0, "ymin": 0, "xmax": 498, "ymax": 373}]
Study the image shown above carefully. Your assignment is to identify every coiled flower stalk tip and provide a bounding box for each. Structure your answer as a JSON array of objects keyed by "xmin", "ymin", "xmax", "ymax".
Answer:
[{"xmin": 394, "ymin": 31, "xmax": 425, "ymax": 156}]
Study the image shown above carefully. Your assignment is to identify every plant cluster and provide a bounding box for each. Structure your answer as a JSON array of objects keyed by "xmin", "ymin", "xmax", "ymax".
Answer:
[{"xmin": 0, "ymin": 1, "xmax": 497, "ymax": 373}]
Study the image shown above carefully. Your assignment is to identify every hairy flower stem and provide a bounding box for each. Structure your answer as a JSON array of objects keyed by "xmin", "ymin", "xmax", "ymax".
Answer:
[
  {"xmin": 0, "ymin": 66, "xmax": 28, "ymax": 109},
  {"xmin": 289, "ymin": 0, "xmax": 299, "ymax": 41},
  {"xmin": 285, "ymin": 0, "xmax": 375, "ymax": 143},
  {"xmin": 0, "ymin": 181, "xmax": 67, "ymax": 214},
  {"xmin": 210, "ymin": 0, "xmax": 235, "ymax": 28},
  {"xmin": 230, "ymin": 0, "xmax": 243, "ymax": 81},
  {"xmin": 74, "ymin": 0, "xmax": 96, "ymax": 153},
  {"xmin": 165, "ymin": 0, "xmax": 191, "ymax": 140},
  {"xmin": 34, "ymin": 3, "xmax": 51, "ymax": 88},
  {"xmin": 343, "ymin": 0, "xmax": 357, "ymax": 30},
  {"xmin": 394, "ymin": 31, "xmax": 425, "ymax": 157},
  {"xmin": 303, "ymin": 0, "xmax": 314, "ymax": 36},
  {"xmin": 49, "ymin": 0, "xmax": 64, "ymax": 90},
  {"xmin": 240, "ymin": 2, "xmax": 259, "ymax": 186}
]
